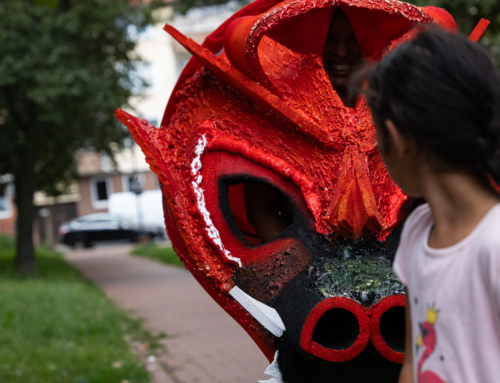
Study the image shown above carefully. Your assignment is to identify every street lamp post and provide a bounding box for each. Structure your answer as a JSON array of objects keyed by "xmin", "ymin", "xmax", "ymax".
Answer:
[
  {"xmin": 39, "ymin": 207, "xmax": 53, "ymax": 248},
  {"xmin": 129, "ymin": 173, "xmax": 144, "ymax": 233}
]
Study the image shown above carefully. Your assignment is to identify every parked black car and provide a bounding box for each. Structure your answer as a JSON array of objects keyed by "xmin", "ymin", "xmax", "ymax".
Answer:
[{"xmin": 59, "ymin": 213, "xmax": 162, "ymax": 248}]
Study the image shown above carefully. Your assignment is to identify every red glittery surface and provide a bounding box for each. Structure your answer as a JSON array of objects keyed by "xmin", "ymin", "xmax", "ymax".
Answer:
[{"xmin": 116, "ymin": 0, "xmax": 456, "ymax": 364}]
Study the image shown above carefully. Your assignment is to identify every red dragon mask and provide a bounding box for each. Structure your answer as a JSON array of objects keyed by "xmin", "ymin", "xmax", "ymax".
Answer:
[{"xmin": 115, "ymin": 1, "xmax": 484, "ymax": 381}]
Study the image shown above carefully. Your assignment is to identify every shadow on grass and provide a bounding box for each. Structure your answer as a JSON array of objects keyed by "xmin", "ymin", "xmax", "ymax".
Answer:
[{"xmin": 0, "ymin": 246, "xmax": 80, "ymax": 280}]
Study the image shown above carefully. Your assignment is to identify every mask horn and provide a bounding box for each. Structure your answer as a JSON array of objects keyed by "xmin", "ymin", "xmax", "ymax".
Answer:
[
  {"xmin": 164, "ymin": 23, "xmax": 337, "ymax": 147},
  {"xmin": 223, "ymin": 15, "xmax": 262, "ymax": 80},
  {"xmin": 469, "ymin": 19, "xmax": 490, "ymax": 43},
  {"xmin": 422, "ymin": 6, "xmax": 458, "ymax": 32}
]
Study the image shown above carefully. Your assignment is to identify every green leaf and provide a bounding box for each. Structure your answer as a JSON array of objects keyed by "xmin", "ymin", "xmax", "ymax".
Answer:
[{"xmin": 34, "ymin": 0, "xmax": 57, "ymax": 8}]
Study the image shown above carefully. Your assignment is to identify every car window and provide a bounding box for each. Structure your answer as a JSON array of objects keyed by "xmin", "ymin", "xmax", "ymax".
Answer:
[
  {"xmin": 77, "ymin": 220, "xmax": 120, "ymax": 231},
  {"xmin": 77, "ymin": 221, "xmax": 102, "ymax": 230}
]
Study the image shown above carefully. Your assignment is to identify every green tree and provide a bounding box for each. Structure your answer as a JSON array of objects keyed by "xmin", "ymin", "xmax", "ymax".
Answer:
[
  {"xmin": 173, "ymin": 0, "xmax": 248, "ymax": 14},
  {"xmin": 408, "ymin": 0, "xmax": 500, "ymax": 64},
  {"xmin": 0, "ymin": 0, "xmax": 158, "ymax": 275}
]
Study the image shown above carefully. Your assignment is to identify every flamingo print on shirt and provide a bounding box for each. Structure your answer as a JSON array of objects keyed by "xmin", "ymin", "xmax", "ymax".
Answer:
[{"xmin": 416, "ymin": 305, "xmax": 448, "ymax": 383}]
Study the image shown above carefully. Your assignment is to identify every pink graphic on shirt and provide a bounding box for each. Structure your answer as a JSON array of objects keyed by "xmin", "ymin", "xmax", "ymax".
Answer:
[{"xmin": 417, "ymin": 305, "xmax": 448, "ymax": 383}]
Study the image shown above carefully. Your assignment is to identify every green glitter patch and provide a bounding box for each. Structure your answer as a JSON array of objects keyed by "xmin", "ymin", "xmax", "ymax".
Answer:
[{"xmin": 313, "ymin": 255, "xmax": 404, "ymax": 305}]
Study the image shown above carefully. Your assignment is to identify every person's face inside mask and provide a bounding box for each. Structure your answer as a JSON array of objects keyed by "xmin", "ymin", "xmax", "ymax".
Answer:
[{"xmin": 323, "ymin": 10, "xmax": 364, "ymax": 105}]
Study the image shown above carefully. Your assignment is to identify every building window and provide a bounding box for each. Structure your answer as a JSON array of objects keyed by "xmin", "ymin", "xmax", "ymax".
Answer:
[
  {"xmin": 0, "ymin": 184, "xmax": 12, "ymax": 220},
  {"xmin": 96, "ymin": 180, "xmax": 109, "ymax": 201},
  {"xmin": 0, "ymin": 189, "xmax": 7, "ymax": 211},
  {"xmin": 100, "ymin": 153, "xmax": 112, "ymax": 172},
  {"xmin": 90, "ymin": 177, "xmax": 113, "ymax": 209}
]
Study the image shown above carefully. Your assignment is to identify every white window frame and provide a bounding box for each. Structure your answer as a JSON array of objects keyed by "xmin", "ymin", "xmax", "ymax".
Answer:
[
  {"xmin": 0, "ymin": 184, "xmax": 13, "ymax": 220},
  {"xmin": 89, "ymin": 177, "xmax": 113, "ymax": 210}
]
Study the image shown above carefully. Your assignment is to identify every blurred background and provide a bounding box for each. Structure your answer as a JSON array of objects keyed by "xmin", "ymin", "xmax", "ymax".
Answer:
[
  {"xmin": 0, "ymin": 0, "xmax": 250, "ymax": 272},
  {"xmin": 0, "ymin": 0, "xmax": 499, "ymax": 382}
]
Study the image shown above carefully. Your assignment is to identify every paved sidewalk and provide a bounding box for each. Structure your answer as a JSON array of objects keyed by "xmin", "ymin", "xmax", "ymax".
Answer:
[{"xmin": 66, "ymin": 245, "xmax": 269, "ymax": 383}]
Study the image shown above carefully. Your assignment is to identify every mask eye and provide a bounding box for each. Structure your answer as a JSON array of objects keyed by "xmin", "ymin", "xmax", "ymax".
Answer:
[
  {"xmin": 244, "ymin": 182, "xmax": 294, "ymax": 243},
  {"xmin": 222, "ymin": 180, "xmax": 294, "ymax": 246}
]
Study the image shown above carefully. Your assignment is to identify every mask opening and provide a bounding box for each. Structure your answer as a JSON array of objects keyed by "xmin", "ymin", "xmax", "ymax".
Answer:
[
  {"xmin": 225, "ymin": 181, "xmax": 294, "ymax": 245},
  {"xmin": 312, "ymin": 308, "xmax": 360, "ymax": 350},
  {"xmin": 379, "ymin": 306, "xmax": 405, "ymax": 353}
]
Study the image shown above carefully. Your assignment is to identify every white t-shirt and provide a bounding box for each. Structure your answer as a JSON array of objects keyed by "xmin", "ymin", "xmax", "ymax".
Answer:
[{"xmin": 393, "ymin": 203, "xmax": 500, "ymax": 383}]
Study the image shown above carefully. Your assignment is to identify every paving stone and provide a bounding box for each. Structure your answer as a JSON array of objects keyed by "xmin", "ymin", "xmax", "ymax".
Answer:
[{"xmin": 66, "ymin": 245, "xmax": 269, "ymax": 383}]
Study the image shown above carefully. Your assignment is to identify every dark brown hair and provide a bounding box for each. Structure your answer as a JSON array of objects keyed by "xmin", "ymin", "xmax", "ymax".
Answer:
[{"xmin": 367, "ymin": 30, "xmax": 500, "ymax": 186}]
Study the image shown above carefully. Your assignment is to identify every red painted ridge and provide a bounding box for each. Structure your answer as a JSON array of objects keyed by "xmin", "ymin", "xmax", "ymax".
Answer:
[{"xmin": 164, "ymin": 23, "xmax": 337, "ymax": 147}]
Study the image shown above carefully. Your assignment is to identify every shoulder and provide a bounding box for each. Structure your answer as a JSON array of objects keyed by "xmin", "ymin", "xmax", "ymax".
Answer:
[
  {"xmin": 473, "ymin": 205, "xmax": 500, "ymax": 287},
  {"xmin": 400, "ymin": 203, "xmax": 433, "ymax": 243},
  {"xmin": 406, "ymin": 202, "xmax": 432, "ymax": 224},
  {"xmin": 477, "ymin": 204, "xmax": 500, "ymax": 246},
  {"xmin": 393, "ymin": 203, "xmax": 432, "ymax": 286}
]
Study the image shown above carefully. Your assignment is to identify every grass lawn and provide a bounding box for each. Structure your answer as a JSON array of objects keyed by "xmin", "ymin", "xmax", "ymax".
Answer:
[
  {"xmin": 0, "ymin": 235, "xmax": 158, "ymax": 383},
  {"xmin": 131, "ymin": 244, "xmax": 184, "ymax": 268}
]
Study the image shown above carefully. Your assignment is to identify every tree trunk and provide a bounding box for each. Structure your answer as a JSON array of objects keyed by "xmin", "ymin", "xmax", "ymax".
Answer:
[{"xmin": 14, "ymin": 153, "xmax": 36, "ymax": 276}]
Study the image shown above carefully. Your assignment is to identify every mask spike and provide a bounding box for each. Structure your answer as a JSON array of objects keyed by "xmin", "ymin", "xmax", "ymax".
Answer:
[
  {"xmin": 469, "ymin": 18, "xmax": 490, "ymax": 43},
  {"xmin": 114, "ymin": 109, "xmax": 165, "ymax": 181}
]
